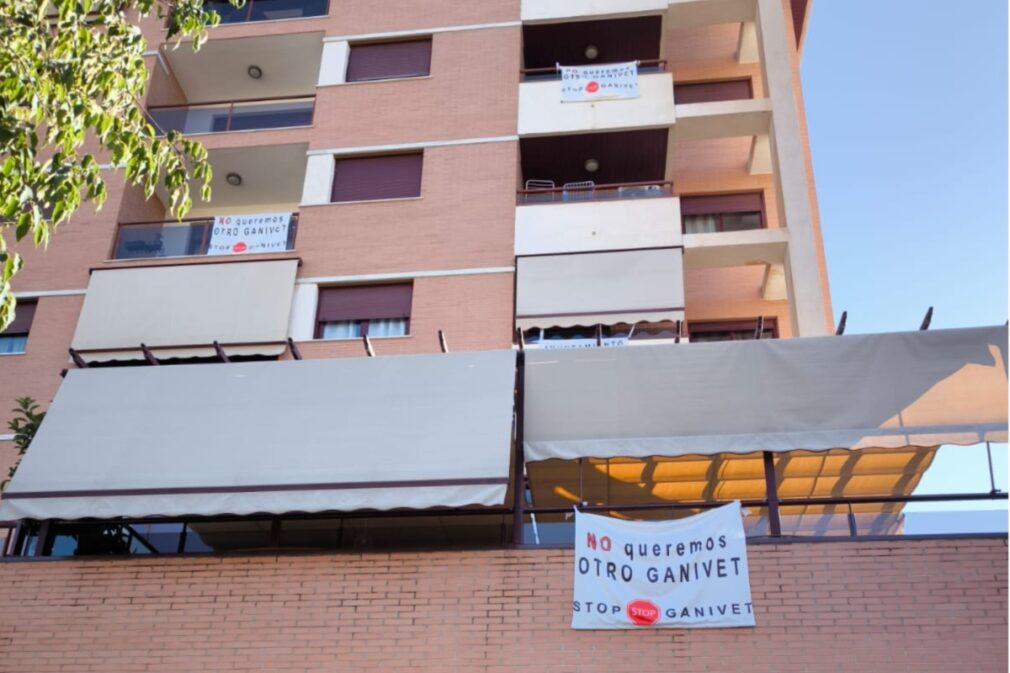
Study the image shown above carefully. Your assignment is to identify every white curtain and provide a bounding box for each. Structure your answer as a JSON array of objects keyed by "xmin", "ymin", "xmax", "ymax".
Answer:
[
  {"xmin": 367, "ymin": 318, "xmax": 407, "ymax": 337},
  {"xmin": 320, "ymin": 321, "xmax": 361, "ymax": 340},
  {"xmin": 0, "ymin": 335, "xmax": 27, "ymax": 354},
  {"xmin": 684, "ymin": 214, "xmax": 719, "ymax": 234}
]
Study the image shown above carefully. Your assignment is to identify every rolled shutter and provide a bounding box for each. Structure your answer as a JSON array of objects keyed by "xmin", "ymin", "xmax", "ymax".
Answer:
[
  {"xmin": 4, "ymin": 301, "xmax": 36, "ymax": 334},
  {"xmin": 680, "ymin": 192, "xmax": 763, "ymax": 216},
  {"xmin": 346, "ymin": 39, "xmax": 432, "ymax": 82},
  {"xmin": 331, "ymin": 153, "xmax": 423, "ymax": 202},
  {"xmin": 674, "ymin": 79, "xmax": 753, "ymax": 105},
  {"xmin": 317, "ymin": 284, "xmax": 413, "ymax": 322}
]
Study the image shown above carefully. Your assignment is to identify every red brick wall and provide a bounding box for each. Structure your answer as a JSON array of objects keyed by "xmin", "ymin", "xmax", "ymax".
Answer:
[{"xmin": 0, "ymin": 538, "xmax": 1005, "ymax": 672}]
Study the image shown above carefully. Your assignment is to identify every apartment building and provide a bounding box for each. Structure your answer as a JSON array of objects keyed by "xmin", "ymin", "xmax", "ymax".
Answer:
[{"xmin": 0, "ymin": 0, "xmax": 1005, "ymax": 671}]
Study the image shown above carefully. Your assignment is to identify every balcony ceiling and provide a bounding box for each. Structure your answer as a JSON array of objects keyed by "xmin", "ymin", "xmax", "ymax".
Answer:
[
  {"xmin": 162, "ymin": 32, "xmax": 323, "ymax": 104},
  {"xmin": 522, "ymin": 15, "xmax": 661, "ymax": 69},
  {"xmin": 158, "ymin": 143, "xmax": 308, "ymax": 217},
  {"xmin": 520, "ymin": 129, "xmax": 668, "ymax": 186}
]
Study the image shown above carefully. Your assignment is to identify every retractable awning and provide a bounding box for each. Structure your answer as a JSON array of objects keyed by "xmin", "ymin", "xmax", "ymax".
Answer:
[
  {"xmin": 0, "ymin": 350, "xmax": 517, "ymax": 520},
  {"xmin": 523, "ymin": 325, "xmax": 1008, "ymax": 462},
  {"xmin": 70, "ymin": 259, "xmax": 298, "ymax": 362},
  {"xmin": 515, "ymin": 248, "xmax": 685, "ymax": 329}
]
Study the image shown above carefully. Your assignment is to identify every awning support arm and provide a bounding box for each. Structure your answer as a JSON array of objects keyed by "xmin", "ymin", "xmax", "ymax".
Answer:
[
  {"xmin": 68, "ymin": 348, "xmax": 89, "ymax": 368},
  {"xmin": 140, "ymin": 343, "xmax": 160, "ymax": 366},
  {"xmin": 835, "ymin": 310, "xmax": 847, "ymax": 335},
  {"xmin": 212, "ymin": 341, "xmax": 230, "ymax": 363},
  {"xmin": 287, "ymin": 338, "xmax": 302, "ymax": 361},
  {"xmin": 438, "ymin": 330, "xmax": 449, "ymax": 353},
  {"xmin": 987, "ymin": 441, "xmax": 999, "ymax": 494}
]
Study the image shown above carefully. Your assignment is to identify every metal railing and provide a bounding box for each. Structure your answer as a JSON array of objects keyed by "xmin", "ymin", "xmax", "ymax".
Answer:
[
  {"xmin": 520, "ymin": 58, "xmax": 667, "ymax": 81},
  {"xmin": 521, "ymin": 492, "xmax": 1009, "ymax": 545},
  {"xmin": 147, "ymin": 96, "xmax": 315, "ymax": 135},
  {"xmin": 517, "ymin": 180, "xmax": 675, "ymax": 205},
  {"xmin": 202, "ymin": 0, "xmax": 328, "ymax": 23},
  {"xmin": 112, "ymin": 213, "xmax": 298, "ymax": 260}
]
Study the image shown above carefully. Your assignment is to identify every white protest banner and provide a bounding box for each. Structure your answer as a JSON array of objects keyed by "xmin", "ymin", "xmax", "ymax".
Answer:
[
  {"xmin": 542, "ymin": 337, "xmax": 628, "ymax": 349},
  {"xmin": 572, "ymin": 501, "xmax": 755, "ymax": 629},
  {"xmin": 560, "ymin": 61, "xmax": 639, "ymax": 102},
  {"xmin": 208, "ymin": 212, "xmax": 292, "ymax": 256}
]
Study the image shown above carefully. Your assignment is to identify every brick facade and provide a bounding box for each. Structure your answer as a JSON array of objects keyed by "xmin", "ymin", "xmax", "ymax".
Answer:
[{"xmin": 0, "ymin": 538, "xmax": 1005, "ymax": 672}]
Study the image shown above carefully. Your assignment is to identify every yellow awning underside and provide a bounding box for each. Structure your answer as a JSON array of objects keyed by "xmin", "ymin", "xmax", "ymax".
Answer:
[{"xmin": 527, "ymin": 447, "xmax": 937, "ymax": 536}]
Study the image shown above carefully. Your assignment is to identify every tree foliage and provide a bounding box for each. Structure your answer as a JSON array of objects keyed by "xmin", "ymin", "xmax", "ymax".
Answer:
[
  {"xmin": 0, "ymin": 0, "xmax": 231, "ymax": 330},
  {"xmin": 4, "ymin": 396, "xmax": 45, "ymax": 488}
]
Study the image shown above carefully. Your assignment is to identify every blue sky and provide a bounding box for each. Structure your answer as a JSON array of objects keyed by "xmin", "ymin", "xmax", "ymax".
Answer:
[
  {"xmin": 801, "ymin": 2, "xmax": 1008, "ymax": 509},
  {"xmin": 802, "ymin": 0, "xmax": 1007, "ymax": 334}
]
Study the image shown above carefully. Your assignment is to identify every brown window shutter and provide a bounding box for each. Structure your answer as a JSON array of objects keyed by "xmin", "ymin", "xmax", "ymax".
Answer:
[
  {"xmin": 330, "ymin": 153, "xmax": 423, "ymax": 202},
  {"xmin": 674, "ymin": 79, "xmax": 753, "ymax": 105},
  {"xmin": 680, "ymin": 192, "xmax": 764, "ymax": 216},
  {"xmin": 317, "ymin": 284, "xmax": 413, "ymax": 323},
  {"xmin": 346, "ymin": 39, "xmax": 432, "ymax": 82},
  {"xmin": 3, "ymin": 301, "xmax": 36, "ymax": 334}
]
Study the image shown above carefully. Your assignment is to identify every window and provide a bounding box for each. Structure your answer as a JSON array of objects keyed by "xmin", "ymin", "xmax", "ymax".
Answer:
[
  {"xmin": 331, "ymin": 153, "xmax": 423, "ymax": 202},
  {"xmin": 0, "ymin": 301, "xmax": 35, "ymax": 354},
  {"xmin": 523, "ymin": 321, "xmax": 682, "ymax": 346},
  {"xmin": 345, "ymin": 38, "xmax": 432, "ymax": 83},
  {"xmin": 315, "ymin": 284, "xmax": 413, "ymax": 339},
  {"xmin": 674, "ymin": 78, "xmax": 753, "ymax": 105},
  {"xmin": 689, "ymin": 318, "xmax": 778, "ymax": 343},
  {"xmin": 681, "ymin": 192, "xmax": 765, "ymax": 234},
  {"xmin": 201, "ymin": 0, "xmax": 328, "ymax": 24}
]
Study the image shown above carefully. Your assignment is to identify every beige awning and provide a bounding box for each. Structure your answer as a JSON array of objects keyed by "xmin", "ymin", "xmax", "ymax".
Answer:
[
  {"xmin": 515, "ymin": 248, "xmax": 685, "ymax": 329},
  {"xmin": 70, "ymin": 260, "xmax": 298, "ymax": 362},
  {"xmin": 523, "ymin": 325, "xmax": 1008, "ymax": 461},
  {"xmin": 0, "ymin": 350, "xmax": 517, "ymax": 520}
]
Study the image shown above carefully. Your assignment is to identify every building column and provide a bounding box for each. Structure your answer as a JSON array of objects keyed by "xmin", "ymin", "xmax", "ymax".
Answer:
[
  {"xmin": 318, "ymin": 40, "xmax": 350, "ymax": 87},
  {"xmin": 754, "ymin": 0, "xmax": 831, "ymax": 336}
]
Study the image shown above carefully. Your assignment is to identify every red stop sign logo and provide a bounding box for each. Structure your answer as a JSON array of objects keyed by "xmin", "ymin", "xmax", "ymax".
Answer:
[
  {"xmin": 585, "ymin": 81, "xmax": 600, "ymax": 93},
  {"xmin": 232, "ymin": 241, "xmax": 247, "ymax": 253},
  {"xmin": 627, "ymin": 599, "xmax": 660, "ymax": 626}
]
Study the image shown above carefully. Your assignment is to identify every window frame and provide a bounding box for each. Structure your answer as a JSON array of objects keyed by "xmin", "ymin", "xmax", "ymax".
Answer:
[
  {"xmin": 330, "ymin": 152, "xmax": 424, "ymax": 203},
  {"xmin": 314, "ymin": 284, "xmax": 413, "ymax": 340},
  {"xmin": 345, "ymin": 37, "xmax": 433, "ymax": 84},
  {"xmin": 687, "ymin": 318, "xmax": 779, "ymax": 342},
  {"xmin": 0, "ymin": 300, "xmax": 37, "ymax": 355},
  {"xmin": 680, "ymin": 191, "xmax": 766, "ymax": 234},
  {"xmin": 673, "ymin": 77, "xmax": 754, "ymax": 105}
]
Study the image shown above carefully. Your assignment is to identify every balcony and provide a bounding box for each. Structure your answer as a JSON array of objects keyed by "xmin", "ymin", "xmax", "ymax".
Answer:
[
  {"xmin": 153, "ymin": 32, "xmax": 323, "ymax": 116},
  {"xmin": 149, "ymin": 97, "xmax": 314, "ymax": 135},
  {"xmin": 515, "ymin": 181, "xmax": 681, "ymax": 256},
  {"xmin": 203, "ymin": 0, "xmax": 328, "ymax": 23},
  {"xmin": 519, "ymin": 15, "xmax": 673, "ymax": 135},
  {"xmin": 519, "ymin": 69, "xmax": 675, "ymax": 136},
  {"xmin": 112, "ymin": 213, "xmax": 298, "ymax": 260},
  {"xmin": 521, "ymin": 0, "xmax": 667, "ymax": 22},
  {"xmin": 517, "ymin": 130, "xmax": 678, "ymax": 255}
]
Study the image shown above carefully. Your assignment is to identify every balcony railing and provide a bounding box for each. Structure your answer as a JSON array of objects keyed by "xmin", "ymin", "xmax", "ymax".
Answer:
[
  {"xmin": 517, "ymin": 180, "xmax": 674, "ymax": 205},
  {"xmin": 148, "ymin": 96, "xmax": 315, "ymax": 135},
  {"xmin": 520, "ymin": 59, "xmax": 667, "ymax": 81},
  {"xmin": 113, "ymin": 214, "xmax": 298, "ymax": 260},
  {"xmin": 203, "ymin": 0, "xmax": 328, "ymax": 23}
]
